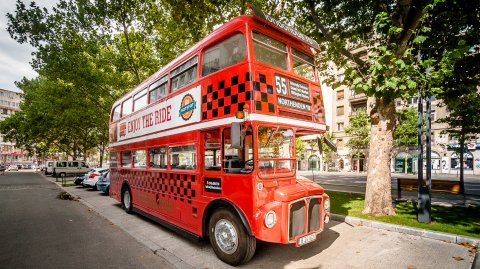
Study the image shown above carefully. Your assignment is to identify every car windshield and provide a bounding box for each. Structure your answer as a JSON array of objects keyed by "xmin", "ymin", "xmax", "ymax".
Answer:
[{"xmin": 257, "ymin": 126, "xmax": 294, "ymax": 178}]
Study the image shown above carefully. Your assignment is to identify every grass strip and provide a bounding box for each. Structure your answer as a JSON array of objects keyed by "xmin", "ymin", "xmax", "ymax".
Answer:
[{"xmin": 327, "ymin": 191, "xmax": 480, "ymax": 238}]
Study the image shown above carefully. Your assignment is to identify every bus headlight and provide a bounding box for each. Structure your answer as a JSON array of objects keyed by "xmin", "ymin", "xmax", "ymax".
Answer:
[
  {"xmin": 264, "ymin": 210, "xmax": 277, "ymax": 228},
  {"xmin": 324, "ymin": 197, "xmax": 330, "ymax": 212}
]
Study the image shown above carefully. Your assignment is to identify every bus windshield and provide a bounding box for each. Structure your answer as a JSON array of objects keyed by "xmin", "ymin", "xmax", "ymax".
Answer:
[{"xmin": 257, "ymin": 126, "xmax": 294, "ymax": 177}]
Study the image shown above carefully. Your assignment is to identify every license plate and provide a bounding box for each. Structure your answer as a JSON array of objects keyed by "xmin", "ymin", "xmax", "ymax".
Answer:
[{"xmin": 296, "ymin": 233, "xmax": 317, "ymax": 247}]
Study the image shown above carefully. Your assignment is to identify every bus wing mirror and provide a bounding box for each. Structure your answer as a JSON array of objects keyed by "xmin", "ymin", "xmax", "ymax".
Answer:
[{"xmin": 231, "ymin": 122, "xmax": 243, "ymax": 149}]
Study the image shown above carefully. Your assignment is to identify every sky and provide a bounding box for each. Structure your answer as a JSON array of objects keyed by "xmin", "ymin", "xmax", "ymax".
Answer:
[{"xmin": 0, "ymin": 0, "xmax": 56, "ymax": 93}]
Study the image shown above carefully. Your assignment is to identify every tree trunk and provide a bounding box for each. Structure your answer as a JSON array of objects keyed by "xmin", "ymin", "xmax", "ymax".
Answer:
[{"xmin": 363, "ymin": 97, "xmax": 397, "ymax": 216}]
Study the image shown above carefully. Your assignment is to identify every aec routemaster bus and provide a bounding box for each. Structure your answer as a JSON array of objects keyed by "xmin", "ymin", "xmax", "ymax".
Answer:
[{"xmin": 109, "ymin": 5, "xmax": 330, "ymax": 265}]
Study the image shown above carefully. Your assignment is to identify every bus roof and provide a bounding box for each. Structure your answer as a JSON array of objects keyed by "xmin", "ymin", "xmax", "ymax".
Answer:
[{"xmin": 113, "ymin": 13, "xmax": 320, "ymax": 109}]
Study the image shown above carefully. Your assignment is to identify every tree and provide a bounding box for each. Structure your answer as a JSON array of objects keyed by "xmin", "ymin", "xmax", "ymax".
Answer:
[
  {"xmin": 295, "ymin": 138, "xmax": 305, "ymax": 161},
  {"xmin": 345, "ymin": 109, "xmax": 370, "ymax": 161},
  {"xmin": 266, "ymin": 0, "xmax": 475, "ymax": 216},
  {"xmin": 4, "ymin": 0, "xmax": 193, "ymax": 164},
  {"xmin": 393, "ymin": 107, "xmax": 418, "ymax": 174},
  {"xmin": 394, "ymin": 107, "xmax": 418, "ymax": 148},
  {"xmin": 437, "ymin": 58, "xmax": 480, "ymax": 194}
]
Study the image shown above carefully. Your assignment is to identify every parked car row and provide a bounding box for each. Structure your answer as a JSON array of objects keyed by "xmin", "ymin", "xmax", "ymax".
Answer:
[{"xmin": 74, "ymin": 168, "xmax": 110, "ymax": 194}]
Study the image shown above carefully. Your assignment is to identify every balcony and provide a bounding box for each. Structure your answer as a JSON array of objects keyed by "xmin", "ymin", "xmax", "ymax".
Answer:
[{"xmin": 349, "ymin": 92, "xmax": 367, "ymax": 103}]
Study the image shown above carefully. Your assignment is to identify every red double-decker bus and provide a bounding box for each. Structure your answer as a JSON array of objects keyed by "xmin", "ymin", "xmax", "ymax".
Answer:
[{"xmin": 109, "ymin": 6, "xmax": 330, "ymax": 265}]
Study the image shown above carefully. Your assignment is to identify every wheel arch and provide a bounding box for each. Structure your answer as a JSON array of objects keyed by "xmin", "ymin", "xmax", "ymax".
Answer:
[{"xmin": 202, "ymin": 198, "xmax": 253, "ymax": 238}]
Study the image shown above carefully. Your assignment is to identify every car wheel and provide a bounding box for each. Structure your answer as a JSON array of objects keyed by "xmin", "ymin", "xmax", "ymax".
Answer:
[
  {"xmin": 122, "ymin": 186, "xmax": 133, "ymax": 214},
  {"xmin": 60, "ymin": 172, "xmax": 66, "ymax": 178},
  {"xmin": 209, "ymin": 208, "xmax": 256, "ymax": 266},
  {"xmin": 105, "ymin": 187, "xmax": 109, "ymax": 195}
]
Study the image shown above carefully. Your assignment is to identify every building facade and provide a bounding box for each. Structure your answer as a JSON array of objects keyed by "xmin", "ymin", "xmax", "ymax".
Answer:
[{"xmin": 0, "ymin": 88, "xmax": 27, "ymax": 164}]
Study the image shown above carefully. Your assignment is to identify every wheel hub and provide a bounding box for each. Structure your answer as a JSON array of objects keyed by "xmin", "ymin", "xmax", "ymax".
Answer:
[
  {"xmin": 124, "ymin": 190, "xmax": 131, "ymax": 208},
  {"xmin": 214, "ymin": 219, "xmax": 238, "ymax": 254}
]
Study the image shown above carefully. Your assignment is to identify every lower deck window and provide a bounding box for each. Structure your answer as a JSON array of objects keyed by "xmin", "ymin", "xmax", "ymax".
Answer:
[
  {"xmin": 133, "ymin": 150, "xmax": 147, "ymax": 168},
  {"xmin": 170, "ymin": 145, "xmax": 196, "ymax": 170},
  {"xmin": 121, "ymin": 151, "xmax": 132, "ymax": 167},
  {"xmin": 149, "ymin": 147, "xmax": 167, "ymax": 169}
]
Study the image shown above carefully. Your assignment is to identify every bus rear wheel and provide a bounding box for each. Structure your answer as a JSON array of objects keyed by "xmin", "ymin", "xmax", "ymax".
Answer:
[
  {"xmin": 122, "ymin": 186, "xmax": 133, "ymax": 214},
  {"xmin": 209, "ymin": 208, "xmax": 256, "ymax": 265}
]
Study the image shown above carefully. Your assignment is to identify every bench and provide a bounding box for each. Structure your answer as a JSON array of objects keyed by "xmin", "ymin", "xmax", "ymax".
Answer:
[{"xmin": 396, "ymin": 177, "xmax": 462, "ymax": 199}]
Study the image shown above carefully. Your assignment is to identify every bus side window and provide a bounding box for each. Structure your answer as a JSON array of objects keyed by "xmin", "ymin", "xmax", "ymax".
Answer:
[
  {"xmin": 149, "ymin": 76, "xmax": 168, "ymax": 104},
  {"xmin": 121, "ymin": 151, "xmax": 132, "ymax": 168},
  {"xmin": 109, "ymin": 152, "xmax": 118, "ymax": 168},
  {"xmin": 204, "ymin": 130, "xmax": 221, "ymax": 171},
  {"xmin": 170, "ymin": 145, "xmax": 197, "ymax": 170},
  {"xmin": 202, "ymin": 33, "xmax": 246, "ymax": 76},
  {"xmin": 111, "ymin": 105, "xmax": 120, "ymax": 122},
  {"xmin": 222, "ymin": 127, "xmax": 254, "ymax": 174},
  {"xmin": 133, "ymin": 150, "xmax": 147, "ymax": 168},
  {"xmin": 170, "ymin": 56, "xmax": 198, "ymax": 93},
  {"xmin": 149, "ymin": 147, "xmax": 167, "ymax": 169}
]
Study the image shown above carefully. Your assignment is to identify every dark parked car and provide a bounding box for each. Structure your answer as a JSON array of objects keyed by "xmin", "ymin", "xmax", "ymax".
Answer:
[{"xmin": 74, "ymin": 175, "xmax": 86, "ymax": 185}]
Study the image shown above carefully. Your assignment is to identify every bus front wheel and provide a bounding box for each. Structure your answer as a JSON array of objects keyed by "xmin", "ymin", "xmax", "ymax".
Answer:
[
  {"xmin": 209, "ymin": 208, "xmax": 256, "ymax": 265},
  {"xmin": 122, "ymin": 186, "xmax": 133, "ymax": 214}
]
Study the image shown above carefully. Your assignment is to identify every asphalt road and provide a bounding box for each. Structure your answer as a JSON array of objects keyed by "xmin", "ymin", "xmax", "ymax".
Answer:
[{"xmin": 0, "ymin": 171, "xmax": 173, "ymax": 269}]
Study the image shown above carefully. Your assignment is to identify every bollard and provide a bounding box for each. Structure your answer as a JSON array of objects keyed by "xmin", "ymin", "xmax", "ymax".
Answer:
[{"xmin": 62, "ymin": 174, "xmax": 66, "ymax": 186}]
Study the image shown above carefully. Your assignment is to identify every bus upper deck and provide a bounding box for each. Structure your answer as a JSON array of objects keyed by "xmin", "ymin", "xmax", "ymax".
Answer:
[{"xmin": 109, "ymin": 13, "xmax": 326, "ymax": 148}]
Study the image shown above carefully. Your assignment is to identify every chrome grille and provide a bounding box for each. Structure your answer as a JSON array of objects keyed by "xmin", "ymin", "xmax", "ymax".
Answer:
[
  {"xmin": 289, "ymin": 201, "xmax": 305, "ymax": 240},
  {"xmin": 288, "ymin": 196, "xmax": 323, "ymax": 240},
  {"xmin": 308, "ymin": 198, "xmax": 321, "ymax": 232}
]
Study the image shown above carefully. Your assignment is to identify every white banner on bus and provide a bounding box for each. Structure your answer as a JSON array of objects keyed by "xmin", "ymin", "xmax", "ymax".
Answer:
[{"xmin": 114, "ymin": 85, "xmax": 201, "ymax": 142}]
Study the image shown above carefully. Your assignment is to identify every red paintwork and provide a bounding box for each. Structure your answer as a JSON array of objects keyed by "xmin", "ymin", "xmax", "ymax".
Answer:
[{"xmin": 109, "ymin": 14, "xmax": 329, "ymax": 245}]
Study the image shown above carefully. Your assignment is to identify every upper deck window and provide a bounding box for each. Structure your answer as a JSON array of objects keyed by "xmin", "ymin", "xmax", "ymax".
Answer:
[
  {"xmin": 171, "ymin": 56, "xmax": 198, "ymax": 92},
  {"xmin": 202, "ymin": 33, "xmax": 246, "ymax": 76},
  {"xmin": 292, "ymin": 48, "xmax": 315, "ymax": 81},
  {"xmin": 133, "ymin": 88, "xmax": 148, "ymax": 111},
  {"xmin": 149, "ymin": 76, "xmax": 168, "ymax": 104},
  {"xmin": 122, "ymin": 97, "xmax": 133, "ymax": 117},
  {"xmin": 112, "ymin": 105, "xmax": 120, "ymax": 122},
  {"xmin": 252, "ymin": 31, "xmax": 287, "ymax": 70}
]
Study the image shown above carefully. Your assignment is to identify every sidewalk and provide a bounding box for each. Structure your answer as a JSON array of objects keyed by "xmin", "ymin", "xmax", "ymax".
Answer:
[{"xmin": 43, "ymin": 173, "xmax": 477, "ymax": 269}]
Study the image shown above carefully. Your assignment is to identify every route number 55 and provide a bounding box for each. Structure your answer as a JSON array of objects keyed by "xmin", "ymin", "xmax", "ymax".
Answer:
[{"xmin": 275, "ymin": 75, "xmax": 287, "ymax": 95}]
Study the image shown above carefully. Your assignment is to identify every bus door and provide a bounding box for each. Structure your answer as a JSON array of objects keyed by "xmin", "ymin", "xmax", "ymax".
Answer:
[
  {"xmin": 201, "ymin": 126, "xmax": 254, "ymax": 203},
  {"xmin": 201, "ymin": 129, "xmax": 223, "ymax": 196}
]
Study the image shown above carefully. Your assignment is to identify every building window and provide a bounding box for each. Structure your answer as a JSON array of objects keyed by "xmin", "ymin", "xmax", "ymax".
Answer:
[
  {"xmin": 336, "ymin": 90, "xmax": 344, "ymax": 100},
  {"xmin": 337, "ymin": 122, "xmax": 344, "ymax": 131},
  {"xmin": 336, "ymin": 106, "xmax": 344, "ymax": 116}
]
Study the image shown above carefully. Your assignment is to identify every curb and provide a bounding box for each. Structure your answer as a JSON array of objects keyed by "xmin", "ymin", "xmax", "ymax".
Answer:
[
  {"xmin": 331, "ymin": 214, "xmax": 480, "ymax": 247},
  {"xmin": 40, "ymin": 172, "xmax": 194, "ymax": 269}
]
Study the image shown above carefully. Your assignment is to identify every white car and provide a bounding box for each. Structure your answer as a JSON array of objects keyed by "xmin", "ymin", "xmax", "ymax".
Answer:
[
  {"xmin": 8, "ymin": 165, "xmax": 18, "ymax": 171},
  {"xmin": 82, "ymin": 168, "xmax": 109, "ymax": 190}
]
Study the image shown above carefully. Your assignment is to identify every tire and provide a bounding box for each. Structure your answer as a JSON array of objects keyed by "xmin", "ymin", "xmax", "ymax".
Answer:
[
  {"xmin": 60, "ymin": 172, "xmax": 66, "ymax": 178},
  {"xmin": 105, "ymin": 187, "xmax": 109, "ymax": 195},
  {"xmin": 209, "ymin": 208, "xmax": 256, "ymax": 266},
  {"xmin": 122, "ymin": 186, "xmax": 133, "ymax": 214}
]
